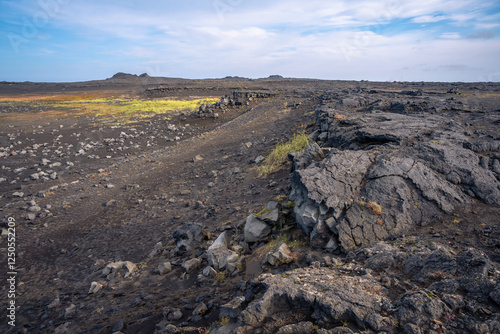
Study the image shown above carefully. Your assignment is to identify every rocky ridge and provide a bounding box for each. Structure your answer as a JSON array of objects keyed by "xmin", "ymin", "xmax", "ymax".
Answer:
[{"xmin": 290, "ymin": 93, "xmax": 500, "ymax": 252}]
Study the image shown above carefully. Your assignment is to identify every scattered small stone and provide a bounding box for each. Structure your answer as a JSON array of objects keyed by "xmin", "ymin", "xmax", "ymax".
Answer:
[
  {"xmin": 104, "ymin": 199, "xmax": 117, "ymax": 207},
  {"xmin": 149, "ymin": 242, "xmax": 163, "ymax": 257},
  {"xmin": 193, "ymin": 155, "xmax": 203, "ymax": 162},
  {"xmin": 326, "ymin": 237, "xmax": 339, "ymax": 252},
  {"xmin": 265, "ymin": 243, "xmax": 294, "ymax": 266},
  {"xmin": 28, "ymin": 205, "xmax": 41, "ymax": 212},
  {"xmin": 261, "ymin": 208, "xmax": 280, "ymax": 224},
  {"xmin": 163, "ymin": 307, "xmax": 183, "ymax": 321},
  {"xmin": 89, "ymin": 281, "xmax": 103, "ymax": 294},
  {"xmin": 220, "ymin": 296, "xmax": 246, "ymax": 319},
  {"xmin": 254, "ymin": 156, "xmax": 265, "ymax": 164},
  {"xmin": 158, "ymin": 262, "xmax": 172, "ymax": 275},
  {"xmin": 111, "ymin": 319, "xmax": 124, "ymax": 333},
  {"xmin": 182, "ymin": 258, "xmax": 202, "ymax": 273},
  {"xmin": 202, "ymin": 266, "xmax": 217, "ymax": 278},
  {"xmin": 310, "ymin": 261, "xmax": 321, "ymax": 269},
  {"xmin": 102, "ymin": 261, "xmax": 137, "ymax": 278},
  {"xmin": 48, "ymin": 298, "xmax": 61, "ymax": 309},
  {"xmin": 92, "ymin": 259, "xmax": 106, "ymax": 271},
  {"xmin": 192, "ymin": 302, "xmax": 208, "ymax": 316},
  {"xmin": 64, "ymin": 304, "xmax": 76, "ymax": 318}
]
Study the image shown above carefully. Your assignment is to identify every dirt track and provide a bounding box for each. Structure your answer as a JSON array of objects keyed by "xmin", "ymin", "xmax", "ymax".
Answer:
[{"xmin": 0, "ymin": 79, "xmax": 316, "ymax": 333}]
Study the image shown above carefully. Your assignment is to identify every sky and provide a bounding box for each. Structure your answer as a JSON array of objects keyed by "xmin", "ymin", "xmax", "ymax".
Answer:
[{"xmin": 1, "ymin": 0, "xmax": 500, "ymax": 82}]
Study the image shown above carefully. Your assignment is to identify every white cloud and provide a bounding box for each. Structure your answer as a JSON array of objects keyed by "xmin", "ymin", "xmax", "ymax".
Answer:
[
  {"xmin": 440, "ymin": 32, "xmax": 462, "ymax": 39},
  {"xmin": 4, "ymin": 0, "xmax": 500, "ymax": 82},
  {"xmin": 476, "ymin": 22, "xmax": 500, "ymax": 30},
  {"xmin": 412, "ymin": 15, "xmax": 447, "ymax": 23},
  {"xmin": 467, "ymin": 30, "xmax": 495, "ymax": 40}
]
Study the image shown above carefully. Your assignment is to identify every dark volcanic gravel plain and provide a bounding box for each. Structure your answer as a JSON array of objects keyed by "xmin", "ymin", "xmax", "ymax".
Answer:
[{"xmin": 0, "ymin": 76, "xmax": 499, "ymax": 334}]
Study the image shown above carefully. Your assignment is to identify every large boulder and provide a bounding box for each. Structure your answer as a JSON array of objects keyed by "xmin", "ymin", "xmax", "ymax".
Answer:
[
  {"xmin": 290, "ymin": 109, "xmax": 500, "ymax": 252},
  {"xmin": 207, "ymin": 232, "xmax": 239, "ymax": 271},
  {"xmin": 244, "ymin": 214, "xmax": 271, "ymax": 243},
  {"xmin": 172, "ymin": 223, "xmax": 203, "ymax": 256}
]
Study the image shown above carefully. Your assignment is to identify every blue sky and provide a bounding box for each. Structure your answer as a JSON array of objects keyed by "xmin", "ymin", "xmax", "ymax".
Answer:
[{"xmin": 1, "ymin": 0, "xmax": 499, "ymax": 82}]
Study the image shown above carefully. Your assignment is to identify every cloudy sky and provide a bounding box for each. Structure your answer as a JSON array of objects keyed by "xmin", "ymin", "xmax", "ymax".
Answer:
[{"xmin": 1, "ymin": 0, "xmax": 499, "ymax": 82}]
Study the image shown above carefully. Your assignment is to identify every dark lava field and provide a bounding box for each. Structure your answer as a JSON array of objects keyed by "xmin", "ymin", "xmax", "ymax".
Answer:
[{"xmin": 1, "ymin": 75, "xmax": 499, "ymax": 334}]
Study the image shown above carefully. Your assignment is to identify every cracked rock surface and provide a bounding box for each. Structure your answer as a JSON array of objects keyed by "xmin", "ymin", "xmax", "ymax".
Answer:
[{"xmin": 290, "ymin": 98, "xmax": 500, "ymax": 251}]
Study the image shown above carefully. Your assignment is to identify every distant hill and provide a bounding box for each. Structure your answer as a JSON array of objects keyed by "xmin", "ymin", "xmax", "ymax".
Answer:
[
  {"xmin": 108, "ymin": 72, "xmax": 150, "ymax": 80},
  {"xmin": 221, "ymin": 76, "xmax": 250, "ymax": 81},
  {"xmin": 267, "ymin": 75, "xmax": 285, "ymax": 80}
]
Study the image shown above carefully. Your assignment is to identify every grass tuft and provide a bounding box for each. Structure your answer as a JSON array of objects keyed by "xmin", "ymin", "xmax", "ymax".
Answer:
[
  {"xmin": 255, "ymin": 206, "xmax": 272, "ymax": 217},
  {"xmin": 215, "ymin": 271, "xmax": 225, "ymax": 283},
  {"xmin": 219, "ymin": 316, "xmax": 230, "ymax": 326},
  {"xmin": 256, "ymin": 129, "xmax": 310, "ymax": 177},
  {"xmin": 366, "ymin": 201, "xmax": 382, "ymax": 215},
  {"xmin": 254, "ymin": 234, "xmax": 308, "ymax": 261}
]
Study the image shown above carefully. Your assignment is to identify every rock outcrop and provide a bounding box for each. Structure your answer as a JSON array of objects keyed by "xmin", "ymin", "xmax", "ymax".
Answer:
[
  {"xmin": 239, "ymin": 268, "xmax": 388, "ymax": 328},
  {"xmin": 231, "ymin": 240, "xmax": 500, "ymax": 334},
  {"xmin": 290, "ymin": 105, "xmax": 500, "ymax": 252}
]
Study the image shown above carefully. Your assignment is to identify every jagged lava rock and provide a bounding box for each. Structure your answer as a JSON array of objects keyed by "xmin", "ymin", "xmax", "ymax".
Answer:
[
  {"xmin": 238, "ymin": 266, "xmax": 389, "ymax": 329},
  {"xmin": 290, "ymin": 109, "xmax": 500, "ymax": 252}
]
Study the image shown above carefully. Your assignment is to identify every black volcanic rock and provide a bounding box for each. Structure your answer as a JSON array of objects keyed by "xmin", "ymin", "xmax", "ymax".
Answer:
[
  {"xmin": 289, "ymin": 102, "xmax": 500, "ymax": 252},
  {"xmin": 232, "ymin": 240, "xmax": 500, "ymax": 333}
]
